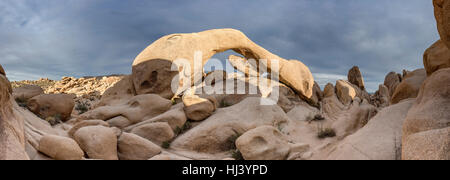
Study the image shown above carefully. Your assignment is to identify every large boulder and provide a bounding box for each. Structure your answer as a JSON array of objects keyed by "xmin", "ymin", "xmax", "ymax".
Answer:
[
  {"xmin": 322, "ymin": 83, "xmax": 346, "ymax": 120},
  {"xmin": 182, "ymin": 94, "xmax": 216, "ymax": 121},
  {"xmin": 391, "ymin": 69, "xmax": 426, "ymax": 104},
  {"xmin": 79, "ymin": 94, "xmax": 172, "ymax": 125},
  {"xmin": 132, "ymin": 29, "xmax": 314, "ymax": 100},
  {"xmin": 118, "ymin": 132, "xmax": 161, "ymax": 160},
  {"xmin": 171, "ymin": 97, "xmax": 290, "ymax": 154},
  {"xmin": 423, "ymin": 40, "xmax": 450, "ymax": 76},
  {"xmin": 402, "ymin": 68, "xmax": 450, "ymax": 160},
  {"xmin": 335, "ymin": 80, "xmax": 368, "ymax": 105},
  {"xmin": 384, "ymin": 72, "xmax": 402, "ymax": 97},
  {"xmin": 236, "ymin": 126, "xmax": 290, "ymax": 160},
  {"xmin": 68, "ymin": 120, "xmax": 110, "ymax": 138},
  {"xmin": 38, "ymin": 135, "xmax": 84, "ymax": 160},
  {"xmin": 73, "ymin": 126, "xmax": 118, "ymax": 160},
  {"xmin": 0, "ymin": 64, "xmax": 29, "ymax": 160},
  {"xmin": 27, "ymin": 94, "xmax": 75, "ymax": 122},
  {"xmin": 332, "ymin": 98, "xmax": 377, "ymax": 138},
  {"xmin": 12, "ymin": 85, "xmax": 44, "ymax": 101},
  {"xmin": 434, "ymin": 0, "xmax": 450, "ymax": 48},
  {"xmin": 96, "ymin": 75, "xmax": 136, "ymax": 107},
  {"xmin": 323, "ymin": 99, "xmax": 415, "ymax": 160},
  {"xmin": 125, "ymin": 106, "xmax": 187, "ymax": 131},
  {"xmin": 130, "ymin": 122, "xmax": 175, "ymax": 146},
  {"xmin": 347, "ymin": 66, "xmax": 365, "ymax": 90}
]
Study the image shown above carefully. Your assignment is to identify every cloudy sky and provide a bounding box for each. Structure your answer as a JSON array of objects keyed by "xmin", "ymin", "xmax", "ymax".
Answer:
[{"xmin": 0, "ymin": 0, "xmax": 439, "ymax": 92}]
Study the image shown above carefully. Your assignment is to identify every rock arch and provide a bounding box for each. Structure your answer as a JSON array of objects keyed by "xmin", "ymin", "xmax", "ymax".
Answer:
[{"xmin": 132, "ymin": 28, "xmax": 314, "ymax": 100}]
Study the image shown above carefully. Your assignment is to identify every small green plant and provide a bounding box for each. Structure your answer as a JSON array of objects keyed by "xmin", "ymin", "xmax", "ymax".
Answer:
[
  {"xmin": 15, "ymin": 96, "xmax": 28, "ymax": 108},
  {"xmin": 174, "ymin": 121, "xmax": 192, "ymax": 136},
  {"xmin": 227, "ymin": 132, "xmax": 244, "ymax": 160},
  {"xmin": 317, "ymin": 124, "xmax": 336, "ymax": 139},
  {"xmin": 221, "ymin": 100, "xmax": 231, "ymax": 108},
  {"xmin": 171, "ymin": 99, "xmax": 177, "ymax": 105},
  {"xmin": 46, "ymin": 114, "xmax": 62, "ymax": 126},
  {"xmin": 161, "ymin": 141, "xmax": 171, "ymax": 149},
  {"xmin": 231, "ymin": 149, "xmax": 244, "ymax": 160},
  {"xmin": 75, "ymin": 102, "xmax": 89, "ymax": 114}
]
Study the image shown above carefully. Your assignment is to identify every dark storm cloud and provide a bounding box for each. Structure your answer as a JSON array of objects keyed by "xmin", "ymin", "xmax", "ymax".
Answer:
[{"xmin": 0, "ymin": 0, "xmax": 439, "ymax": 92}]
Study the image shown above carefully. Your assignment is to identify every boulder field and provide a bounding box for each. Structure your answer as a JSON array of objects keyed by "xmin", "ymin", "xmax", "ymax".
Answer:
[{"xmin": 1, "ymin": 2, "xmax": 449, "ymax": 159}]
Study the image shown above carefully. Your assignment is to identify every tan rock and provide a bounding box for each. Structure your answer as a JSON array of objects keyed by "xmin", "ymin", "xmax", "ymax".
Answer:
[
  {"xmin": 118, "ymin": 132, "xmax": 161, "ymax": 160},
  {"xmin": 125, "ymin": 106, "xmax": 187, "ymax": 132},
  {"xmin": 423, "ymin": 40, "xmax": 450, "ymax": 76},
  {"xmin": 402, "ymin": 68, "xmax": 450, "ymax": 160},
  {"xmin": 335, "ymin": 80, "xmax": 357, "ymax": 105},
  {"xmin": 332, "ymin": 99, "xmax": 378, "ymax": 138},
  {"xmin": 228, "ymin": 55, "xmax": 260, "ymax": 77},
  {"xmin": 38, "ymin": 135, "xmax": 84, "ymax": 160},
  {"xmin": 79, "ymin": 94, "xmax": 172, "ymax": 125},
  {"xmin": 132, "ymin": 29, "xmax": 314, "ymax": 100},
  {"xmin": 347, "ymin": 66, "xmax": 365, "ymax": 90},
  {"xmin": 182, "ymin": 94, "xmax": 216, "ymax": 121},
  {"xmin": 310, "ymin": 82, "xmax": 324, "ymax": 106},
  {"xmin": 236, "ymin": 126, "xmax": 290, "ymax": 160},
  {"xmin": 402, "ymin": 127, "xmax": 449, "ymax": 160},
  {"xmin": 27, "ymin": 94, "xmax": 75, "ymax": 122},
  {"xmin": 434, "ymin": 0, "xmax": 450, "ymax": 48},
  {"xmin": 131, "ymin": 122, "xmax": 175, "ymax": 146},
  {"xmin": 96, "ymin": 75, "xmax": 136, "ymax": 107},
  {"xmin": 384, "ymin": 72, "xmax": 402, "ymax": 97},
  {"xmin": 68, "ymin": 120, "xmax": 110, "ymax": 138},
  {"xmin": 372, "ymin": 84, "xmax": 390, "ymax": 107},
  {"xmin": 171, "ymin": 97, "xmax": 290, "ymax": 154},
  {"xmin": 13, "ymin": 85, "xmax": 44, "ymax": 101},
  {"xmin": 391, "ymin": 69, "xmax": 426, "ymax": 104},
  {"xmin": 0, "ymin": 65, "xmax": 29, "ymax": 160},
  {"xmin": 107, "ymin": 116, "xmax": 132, "ymax": 129},
  {"xmin": 73, "ymin": 126, "xmax": 118, "ymax": 160},
  {"xmin": 323, "ymin": 99, "xmax": 415, "ymax": 160}
]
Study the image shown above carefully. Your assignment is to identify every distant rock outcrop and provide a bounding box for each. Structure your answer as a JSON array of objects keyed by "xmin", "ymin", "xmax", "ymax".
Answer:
[
  {"xmin": 348, "ymin": 66, "xmax": 365, "ymax": 90},
  {"xmin": 390, "ymin": 69, "xmax": 426, "ymax": 105}
]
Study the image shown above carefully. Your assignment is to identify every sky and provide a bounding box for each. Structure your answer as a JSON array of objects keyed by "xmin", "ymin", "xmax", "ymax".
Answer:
[{"xmin": 0, "ymin": 0, "xmax": 440, "ymax": 92}]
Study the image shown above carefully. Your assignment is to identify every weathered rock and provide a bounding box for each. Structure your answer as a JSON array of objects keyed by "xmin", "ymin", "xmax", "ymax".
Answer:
[
  {"xmin": 402, "ymin": 68, "xmax": 450, "ymax": 160},
  {"xmin": 310, "ymin": 82, "xmax": 323, "ymax": 107},
  {"xmin": 402, "ymin": 127, "xmax": 449, "ymax": 160},
  {"xmin": 182, "ymin": 94, "xmax": 216, "ymax": 121},
  {"xmin": 132, "ymin": 29, "xmax": 314, "ymax": 100},
  {"xmin": 38, "ymin": 135, "xmax": 84, "ymax": 160},
  {"xmin": 228, "ymin": 55, "xmax": 260, "ymax": 77},
  {"xmin": 423, "ymin": 40, "xmax": 450, "ymax": 76},
  {"xmin": 125, "ymin": 106, "xmax": 187, "ymax": 132},
  {"xmin": 0, "ymin": 65, "xmax": 29, "ymax": 160},
  {"xmin": 12, "ymin": 85, "xmax": 44, "ymax": 101},
  {"xmin": 96, "ymin": 75, "xmax": 136, "ymax": 107},
  {"xmin": 118, "ymin": 132, "xmax": 161, "ymax": 160},
  {"xmin": 106, "ymin": 116, "xmax": 131, "ymax": 129},
  {"xmin": 384, "ymin": 72, "xmax": 402, "ymax": 97},
  {"xmin": 348, "ymin": 66, "xmax": 365, "ymax": 90},
  {"xmin": 332, "ymin": 99, "xmax": 378, "ymax": 138},
  {"xmin": 27, "ymin": 94, "xmax": 75, "ymax": 122},
  {"xmin": 204, "ymin": 70, "xmax": 227, "ymax": 85},
  {"xmin": 171, "ymin": 97, "xmax": 290, "ymax": 154},
  {"xmin": 372, "ymin": 84, "xmax": 390, "ymax": 107},
  {"xmin": 73, "ymin": 126, "xmax": 118, "ymax": 160},
  {"xmin": 79, "ymin": 94, "xmax": 172, "ymax": 125},
  {"xmin": 323, "ymin": 99, "xmax": 415, "ymax": 160},
  {"xmin": 434, "ymin": 0, "xmax": 450, "ymax": 48},
  {"xmin": 236, "ymin": 126, "xmax": 290, "ymax": 160},
  {"xmin": 322, "ymin": 83, "xmax": 346, "ymax": 120},
  {"xmin": 335, "ymin": 80, "xmax": 357, "ymax": 105},
  {"xmin": 131, "ymin": 122, "xmax": 175, "ymax": 146},
  {"xmin": 391, "ymin": 69, "xmax": 426, "ymax": 104},
  {"xmin": 68, "ymin": 120, "xmax": 110, "ymax": 138}
]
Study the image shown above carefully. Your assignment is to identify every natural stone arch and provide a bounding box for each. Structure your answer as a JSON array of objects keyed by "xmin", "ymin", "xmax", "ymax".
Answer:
[{"xmin": 132, "ymin": 28, "xmax": 314, "ymax": 100}]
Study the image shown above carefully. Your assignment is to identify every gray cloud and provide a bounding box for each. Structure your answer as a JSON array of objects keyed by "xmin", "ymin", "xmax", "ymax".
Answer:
[{"xmin": 0, "ymin": 0, "xmax": 439, "ymax": 92}]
